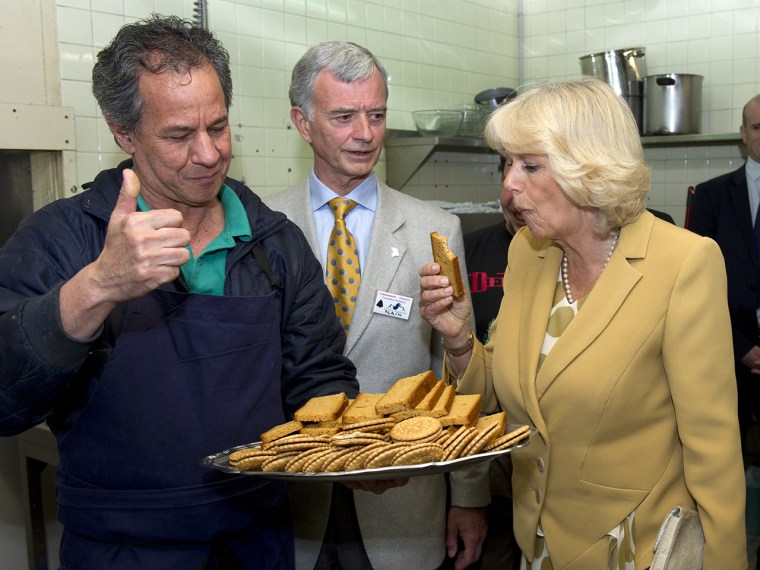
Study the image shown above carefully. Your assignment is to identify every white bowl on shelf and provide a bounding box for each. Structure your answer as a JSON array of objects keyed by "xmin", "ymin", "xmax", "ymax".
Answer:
[{"xmin": 412, "ymin": 110, "xmax": 463, "ymax": 137}]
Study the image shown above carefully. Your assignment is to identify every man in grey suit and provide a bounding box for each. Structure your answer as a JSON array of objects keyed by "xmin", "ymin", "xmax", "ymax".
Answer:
[{"xmin": 265, "ymin": 42, "xmax": 489, "ymax": 570}]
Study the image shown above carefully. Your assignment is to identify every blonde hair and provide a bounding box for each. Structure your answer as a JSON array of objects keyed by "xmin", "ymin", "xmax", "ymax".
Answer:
[{"xmin": 483, "ymin": 77, "xmax": 650, "ymax": 235}]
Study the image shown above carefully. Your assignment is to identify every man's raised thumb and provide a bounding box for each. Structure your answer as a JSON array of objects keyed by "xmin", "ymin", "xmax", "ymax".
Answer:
[{"xmin": 112, "ymin": 168, "xmax": 141, "ymax": 218}]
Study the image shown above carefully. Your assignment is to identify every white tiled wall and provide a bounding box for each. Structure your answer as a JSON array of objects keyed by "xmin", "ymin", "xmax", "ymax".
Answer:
[
  {"xmin": 57, "ymin": 0, "xmax": 197, "ymax": 194},
  {"xmin": 56, "ymin": 0, "xmax": 519, "ymax": 199},
  {"xmin": 521, "ymin": 0, "xmax": 759, "ymax": 225},
  {"xmin": 56, "ymin": 0, "xmax": 759, "ymax": 225}
]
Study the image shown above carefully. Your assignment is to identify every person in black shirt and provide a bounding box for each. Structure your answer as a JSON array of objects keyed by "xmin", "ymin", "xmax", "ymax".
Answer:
[
  {"xmin": 463, "ymin": 158, "xmax": 524, "ymax": 570},
  {"xmin": 464, "ymin": 158, "xmax": 525, "ymax": 344}
]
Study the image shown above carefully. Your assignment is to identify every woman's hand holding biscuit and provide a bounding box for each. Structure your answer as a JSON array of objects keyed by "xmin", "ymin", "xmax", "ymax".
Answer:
[{"xmin": 419, "ymin": 262, "xmax": 472, "ymax": 345}]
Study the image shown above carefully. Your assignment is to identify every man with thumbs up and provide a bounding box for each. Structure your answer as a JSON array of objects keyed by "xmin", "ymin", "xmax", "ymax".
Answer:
[{"xmin": 0, "ymin": 15, "xmax": 358, "ymax": 570}]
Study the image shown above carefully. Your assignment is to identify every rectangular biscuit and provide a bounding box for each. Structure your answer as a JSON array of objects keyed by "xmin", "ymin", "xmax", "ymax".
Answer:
[
  {"xmin": 415, "ymin": 380, "xmax": 446, "ymax": 412},
  {"xmin": 428, "ymin": 384, "xmax": 455, "ymax": 418},
  {"xmin": 376, "ymin": 372, "xmax": 432, "ymax": 415},
  {"xmin": 299, "ymin": 424, "xmax": 342, "ymax": 436},
  {"xmin": 439, "ymin": 394, "xmax": 482, "ymax": 427},
  {"xmin": 390, "ymin": 384, "xmax": 443, "ymax": 419},
  {"xmin": 430, "ymin": 232, "xmax": 464, "ymax": 298},
  {"xmin": 293, "ymin": 392, "xmax": 348, "ymax": 422},
  {"xmin": 300, "ymin": 417, "xmax": 342, "ymax": 429},
  {"xmin": 390, "ymin": 409, "xmax": 423, "ymax": 421},
  {"xmin": 475, "ymin": 411, "xmax": 507, "ymax": 436},
  {"xmin": 261, "ymin": 419, "xmax": 303, "ymax": 443},
  {"xmin": 341, "ymin": 393, "xmax": 384, "ymax": 424},
  {"xmin": 419, "ymin": 370, "xmax": 439, "ymax": 391}
]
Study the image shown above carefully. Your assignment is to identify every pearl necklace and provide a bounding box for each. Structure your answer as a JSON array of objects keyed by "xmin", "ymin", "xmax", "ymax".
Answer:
[{"xmin": 561, "ymin": 233, "xmax": 619, "ymax": 304}]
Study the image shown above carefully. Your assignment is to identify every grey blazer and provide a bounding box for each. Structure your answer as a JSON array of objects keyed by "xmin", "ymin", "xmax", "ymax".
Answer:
[{"xmin": 265, "ymin": 178, "xmax": 489, "ymax": 570}]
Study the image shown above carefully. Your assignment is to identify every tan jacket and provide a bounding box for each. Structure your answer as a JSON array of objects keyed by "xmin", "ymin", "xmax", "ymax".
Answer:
[{"xmin": 458, "ymin": 211, "xmax": 747, "ymax": 569}]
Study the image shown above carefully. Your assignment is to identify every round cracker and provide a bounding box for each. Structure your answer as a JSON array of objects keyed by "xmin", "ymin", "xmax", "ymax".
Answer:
[
  {"xmin": 261, "ymin": 451, "xmax": 300, "ymax": 472},
  {"xmin": 443, "ymin": 427, "xmax": 479, "ymax": 461},
  {"xmin": 231, "ymin": 451, "xmax": 277, "ymax": 471},
  {"xmin": 322, "ymin": 446, "xmax": 361, "ymax": 472},
  {"xmin": 364, "ymin": 442, "xmax": 411, "ymax": 469},
  {"xmin": 261, "ymin": 433, "xmax": 329, "ymax": 451},
  {"xmin": 285, "ymin": 447, "xmax": 335, "ymax": 473},
  {"xmin": 484, "ymin": 425, "xmax": 532, "ymax": 452},
  {"xmin": 389, "ymin": 416, "xmax": 442, "ymax": 443},
  {"xmin": 442, "ymin": 425, "xmax": 473, "ymax": 454},
  {"xmin": 302, "ymin": 448, "xmax": 343, "ymax": 473},
  {"xmin": 228, "ymin": 446, "xmax": 269, "ymax": 463},
  {"xmin": 330, "ymin": 431, "xmax": 386, "ymax": 447},
  {"xmin": 270, "ymin": 440, "xmax": 330, "ymax": 453},
  {"xmin": 392, "ymin": 443, "xmax": 444, "ymax": 466},
  {"xmin": 344, "ymin": 441, "xmax": 390, "ymax": 471},
  {"xmin": 341, "ymin": 417, "xmax": 397, "ymax": 433},
  {"xmin": 462, "ymin": 422, "xmax": 502, "ymax": 457}
]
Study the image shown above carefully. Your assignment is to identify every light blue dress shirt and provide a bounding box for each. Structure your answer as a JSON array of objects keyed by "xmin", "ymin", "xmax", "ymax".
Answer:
[
  {"xmin": 747, "ymin": 157, "xmax": 760, "ymax": 324},
  {"xmin": 747, "ymin": 156, "xmax": 760, "ymax": 225},
  {"xmin": 309, "ymin": 169, "xmax": 378, "ymax": 272}
]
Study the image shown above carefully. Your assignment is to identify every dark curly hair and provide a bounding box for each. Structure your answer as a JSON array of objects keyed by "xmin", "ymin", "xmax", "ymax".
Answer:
[{"xmin": 92, "ymin": 13, "xmax": 232, "ymax": 133}]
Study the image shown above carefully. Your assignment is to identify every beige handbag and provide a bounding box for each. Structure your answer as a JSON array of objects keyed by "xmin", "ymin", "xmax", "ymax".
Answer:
[{"xmin": 650, "ymin": 506, "xmax": 704, "ymax": 570}]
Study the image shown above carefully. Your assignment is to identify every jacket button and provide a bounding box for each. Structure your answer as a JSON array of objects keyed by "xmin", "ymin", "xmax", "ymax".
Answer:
[
  {"xmin": 534, "ymin": 487, "xmax": 541, "ymax": 504},
  {"xmin": 536, "ymin": 458, "xmax": 545, "ymax": 473}
]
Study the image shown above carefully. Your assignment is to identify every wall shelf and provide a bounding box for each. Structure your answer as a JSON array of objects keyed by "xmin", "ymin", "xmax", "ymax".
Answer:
[
  {"xmin": 384, "ymin": 130, "xmax": 495, "ymax": 189},
  {"xmin": 384, "ymin": 129, "xmax": 743, "ymax": 190},
  {"xmin": 641, "ymin": 132, "xmax": 741, "ymax": 145}
]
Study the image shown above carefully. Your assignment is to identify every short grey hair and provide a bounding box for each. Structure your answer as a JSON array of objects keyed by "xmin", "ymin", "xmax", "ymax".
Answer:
[
  {"xmin": 92, "ymin": 14, "xmax": 232, "ymax": 133},
  {"xmin": 289, "ymin": 41, "xmax": 388, "ymax": 120}
]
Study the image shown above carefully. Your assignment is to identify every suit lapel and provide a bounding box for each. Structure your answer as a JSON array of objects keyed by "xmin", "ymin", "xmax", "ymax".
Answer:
[
  {"xmin": 726, "ymin": 167, "xmax": 756, "ymax": 263},
  {"xmin": 516, "ymin": 238, "xmax": 561, "ymax": 428},
  {"xmin": 289, "ymin": 180, "xmax": 322, "ymax": 255},
  {"xmin": 345, "ymin": 183, "xmax": 405, "ymax": 353},
  {"xmin": 533, "ymin": 216, "xmax": 648, "ymax": 399}
]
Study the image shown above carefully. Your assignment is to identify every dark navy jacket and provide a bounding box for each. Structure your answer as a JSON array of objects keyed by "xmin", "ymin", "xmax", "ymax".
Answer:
[
  {"xmin": 689, "ymin": 164, "xmax": 758, "ymax": 362},
  {"xmin": 0, "ymin": 159, "xmax": 358, "ymax": 436}
]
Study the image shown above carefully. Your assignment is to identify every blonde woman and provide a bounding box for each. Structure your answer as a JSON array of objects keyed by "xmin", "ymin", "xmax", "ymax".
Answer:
[{"xmin": 419, "ymin": 77, "xmax": 747, "ymax": 569}]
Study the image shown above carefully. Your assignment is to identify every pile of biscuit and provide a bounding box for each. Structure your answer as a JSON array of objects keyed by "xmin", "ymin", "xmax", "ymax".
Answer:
[{"xmin": 228, "ymin": 370, "xmax": 531, "ymax": 474}]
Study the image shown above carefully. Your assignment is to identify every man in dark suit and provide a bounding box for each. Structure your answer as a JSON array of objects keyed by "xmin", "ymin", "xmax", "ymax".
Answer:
[{"xmin": 688, "ymin": 93, "xmax": 760, "ymax": 463}]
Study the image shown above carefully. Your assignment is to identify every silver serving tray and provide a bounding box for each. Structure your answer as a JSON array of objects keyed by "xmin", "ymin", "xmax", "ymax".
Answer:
[{"xmin": 201, "ymin": 424, "xmax": 535, "ymax": 482}]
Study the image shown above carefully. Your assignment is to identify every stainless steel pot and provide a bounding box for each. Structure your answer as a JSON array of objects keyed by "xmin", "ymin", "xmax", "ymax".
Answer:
[
  {"xmin": 579, "ymin": 48, "xmax": 647, "ymax": 132},
  {"xmin": 642, "ymin": 74, "xmax": 703, "ymax": 135},
  {"xmin": 474, "ymin": 87, "xmax": 517, "ymax": 111},
  {"xmin": 579, "ymin": 48, "xmax": 647, "ymax": 96}
]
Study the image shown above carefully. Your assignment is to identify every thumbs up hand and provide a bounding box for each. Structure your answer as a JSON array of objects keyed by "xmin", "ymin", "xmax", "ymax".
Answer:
[{"xmin": 94, "ymin": 169, "xmax": 191, "ymax": 303}]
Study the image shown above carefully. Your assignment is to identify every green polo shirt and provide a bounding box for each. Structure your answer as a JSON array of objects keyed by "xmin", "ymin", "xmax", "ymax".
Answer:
[{"xmin": 136, "ymin": 185, "xmax": 251, "ymax": 295}]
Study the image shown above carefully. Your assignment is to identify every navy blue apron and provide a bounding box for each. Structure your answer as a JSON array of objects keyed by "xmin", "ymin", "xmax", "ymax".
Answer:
[{"xmin": 54, "ymin": 259, "xmax": 293, "ymax": 569}]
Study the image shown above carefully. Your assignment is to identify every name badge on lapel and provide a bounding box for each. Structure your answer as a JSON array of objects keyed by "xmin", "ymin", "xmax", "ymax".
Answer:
[{"xmin": 373, "ymin": 290, "xmax": 413, "ymax": 320}]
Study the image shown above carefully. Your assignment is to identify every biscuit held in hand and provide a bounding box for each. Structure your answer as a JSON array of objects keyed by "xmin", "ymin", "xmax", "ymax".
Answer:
[{"xmin": 430, "ymin": 232, "xmax": 464, "ymax": 298}]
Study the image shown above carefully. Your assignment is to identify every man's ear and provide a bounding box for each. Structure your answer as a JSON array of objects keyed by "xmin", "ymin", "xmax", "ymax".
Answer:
[
  {"xmin": 109, "ymin": 123, "xmax": 136, "ymax": 153},
  {"xmin": 290, "ymin": 107, "xmax": 312, "ymax": 144}
]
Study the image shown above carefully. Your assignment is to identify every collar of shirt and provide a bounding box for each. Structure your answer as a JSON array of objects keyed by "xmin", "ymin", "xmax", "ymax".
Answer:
[
  {"xmin": 747, "ymin": 158, "xmax": 760, "ymax": 224},
  {"xmin": 136, "ymin": 184, "xmax": 251, "ymax": 295},
  {"xmin": 309, "ymin": 169, "xmax": 378, "ymax": 270},
  {"xmin": 136, "ymin": 184, "xmax": 251, "ymax": 244},
  {"xmin": 747, "ymin": 156, "xmax": 760, "ymax": 183}
]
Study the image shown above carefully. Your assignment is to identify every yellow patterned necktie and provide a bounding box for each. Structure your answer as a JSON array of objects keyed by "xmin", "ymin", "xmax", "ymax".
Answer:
[{"xmin": 326, "ymin": 197, "xmax": 361, "ymax": 332}]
